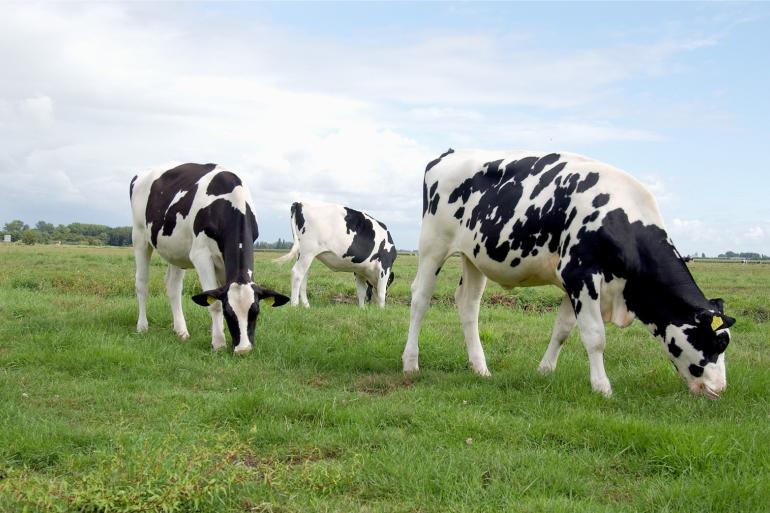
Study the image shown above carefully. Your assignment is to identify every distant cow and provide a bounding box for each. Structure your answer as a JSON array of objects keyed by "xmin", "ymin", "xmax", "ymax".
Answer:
[
  {"xmin": 403, "ymin": 149, "xmax": 735, "ymax": 398},
  {"xmin": 274, "ymin": 202, "xmax": 397, "ymax": 307},
  {"xmin": 130, "ymin": 163, "xmax": 289, "ymax": 354}
]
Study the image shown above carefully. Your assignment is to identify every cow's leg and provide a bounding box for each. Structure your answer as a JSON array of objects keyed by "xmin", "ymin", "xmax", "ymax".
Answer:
[
  {"xmin": 164, "ymin": 264, "xmax": 189, "ymax": 340},
  {"xmin": 572, "ymin": 279, "xmax": 612, "ymax": 396},
  {"xmin": 538, "ymin": 295, "xmax": 576, "ymax": 375},
  {"xmin": 290, "ymin": 254, "xmax": 314, "ymax": 308},
  {"xmin": 190, "ymin": 253, "xmax": 226, "ymax": 351},
  {"xmin": 377, "ymin": 274, "xmax": 390, "ymax": 308},
  {"xmin": 133, "ymin": 235, "xmax": 152, "ymax": 333},
  {"xmin": 299, "ymin": 270, "xmax": 310, "ymax": 308},
  {"xmin": 354, "ymin": 274, "xmax": 368, "ymax": 307},
  {"xmin": 402, "ymin": 248, "xmax": 447, "ymax": 373},
  {"xmin": 455, "ymin": 256, "xmax": 490, "ymax": 376}
]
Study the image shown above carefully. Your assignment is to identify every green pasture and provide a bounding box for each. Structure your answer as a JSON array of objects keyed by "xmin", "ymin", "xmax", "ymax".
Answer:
[{"xmin": 0, "ymin": 245, "xmax": 768, "ymax": 512}]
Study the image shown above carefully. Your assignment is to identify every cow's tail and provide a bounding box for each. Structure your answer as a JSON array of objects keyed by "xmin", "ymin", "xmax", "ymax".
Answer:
[{"xmin": 272, "ymin": 204, "xmax": 301, "ymax": 265}]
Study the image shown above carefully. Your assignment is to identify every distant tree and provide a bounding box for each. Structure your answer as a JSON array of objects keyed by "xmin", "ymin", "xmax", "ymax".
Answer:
[
  {"xmin": 21, "ymin": 229, "xmax": 41, "ymax": 245},
  {"xmin": 35, "ymin": 220, "xmax": 55, "ymax": 234},
  {"xmin": 701, "ymin": 252, "xmax": 706, "ymax": 258},
  {"xmin": 2, "ymin": 220, "xmax": 29, "ymax": 242}
]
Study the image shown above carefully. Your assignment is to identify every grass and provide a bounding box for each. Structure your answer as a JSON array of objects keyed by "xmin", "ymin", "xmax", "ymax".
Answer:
[{"xmin": 0, "ymin": 244, "xmax": 768, "ymax": 512}]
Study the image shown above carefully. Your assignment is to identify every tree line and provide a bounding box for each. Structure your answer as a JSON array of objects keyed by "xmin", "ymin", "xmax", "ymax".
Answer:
[{"xmin": 1, "ymin": 219, "xmax": 294, "ymax": 249}]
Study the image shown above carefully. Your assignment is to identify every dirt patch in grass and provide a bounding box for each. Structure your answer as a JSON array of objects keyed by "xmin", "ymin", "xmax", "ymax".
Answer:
[
  {"xmin": 230, "ymin": 447, "xmax": 341, "ymax": 469},
  {"xmin": 353, "ymin": 373, "xmax": 415, "ymax": 395}
]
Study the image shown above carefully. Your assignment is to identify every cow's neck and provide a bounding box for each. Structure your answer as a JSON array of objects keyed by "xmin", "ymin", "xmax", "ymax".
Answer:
[
  {"xmin": 623, "ymin": 245, "xmax": 708, "ymax": 337},
  {"xmin": 220, "ymin": 225, "xmax": 255, "ymax": 284}
]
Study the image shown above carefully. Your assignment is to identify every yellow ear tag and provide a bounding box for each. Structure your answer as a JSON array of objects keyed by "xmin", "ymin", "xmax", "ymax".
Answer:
[
  {"xmin": 206, "ymin": 296, "xmax": 217, "ymax": 305},
  {"xmin": 263, "ymin": 296, "xmax": 275, "ymax": 306},
  {"xmin": 711, "ymin": 316, "xmax": 724, "ymax": 331}
]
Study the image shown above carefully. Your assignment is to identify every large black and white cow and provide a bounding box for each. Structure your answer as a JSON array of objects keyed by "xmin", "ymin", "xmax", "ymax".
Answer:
[
  {"xmin": 130, "ymin": 163, "xmax": 289, "ymax": 354},
  {"xmin": 273, "ymin": 201, "xmax": 397, "ymax": 307},
  {"xmin": 403, "ymin": 149, "xmax": 735, "ymax": 398}
]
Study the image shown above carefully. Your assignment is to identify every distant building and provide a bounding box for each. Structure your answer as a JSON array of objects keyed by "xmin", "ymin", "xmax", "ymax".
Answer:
[{"xmin": 2, "ymin": 234, "xmax": 10, "ymax": 243}]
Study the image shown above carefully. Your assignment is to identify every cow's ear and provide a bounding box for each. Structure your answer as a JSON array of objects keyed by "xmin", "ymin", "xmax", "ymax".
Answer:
[
  {"xmin": 709, "ymin": 298, "xmax": 725, "ymax": 313},
  {"xmin": 696, "ymin": 309, "xmax": 735, "ymax": 331},
  {"xmin": 252, "ymin": 285, "xmax": 290, "ymax": 307},
  {"xmin": 192, "ymin": 287, "xmax": 225, "ymax": 307}
]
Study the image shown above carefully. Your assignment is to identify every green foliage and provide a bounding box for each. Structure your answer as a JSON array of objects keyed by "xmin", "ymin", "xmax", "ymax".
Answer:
[{"xmin": 0, "ymin": 246, "xmax": 768, "ymax": 512}]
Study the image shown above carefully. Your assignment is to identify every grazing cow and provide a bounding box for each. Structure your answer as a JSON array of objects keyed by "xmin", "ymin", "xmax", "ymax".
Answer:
[
  {"xmin": 130, "ymin": 163, "xmax": 289, "ymax": 354},
  {"xmin": 274, "ymin": 201, "xmax": 397, "ymax": 307},
  {"xmin": 403, "ymin": 149, "xmax": 735, "ymax": 398}
]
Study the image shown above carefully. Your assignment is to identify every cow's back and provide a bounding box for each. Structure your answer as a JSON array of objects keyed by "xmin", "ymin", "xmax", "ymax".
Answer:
[
  {"xmin": 130, "ymin": 164, "xmax": 256, "ymax": 268},
  {"xmin": 422, "ymin": 149, "xmax": 664, "ymax": 288}
]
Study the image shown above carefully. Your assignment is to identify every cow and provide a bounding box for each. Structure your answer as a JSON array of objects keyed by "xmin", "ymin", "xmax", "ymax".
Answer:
[
  {"xmin": 273, "ymin": 201, "xmax": 397, "ymax": 308},
  {"xmin": 129, "ymin": 163, "xmax": 289, "ymax": 354},
  {"xmin": 402, "ymin": 149, "xmax": 735, "ymax": 398}
]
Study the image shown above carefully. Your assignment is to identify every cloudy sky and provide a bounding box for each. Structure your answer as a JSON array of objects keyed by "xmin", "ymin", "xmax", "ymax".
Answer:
[{"xmin": 1, "ymin": 1, "xmax": 768, "ymax": 255}]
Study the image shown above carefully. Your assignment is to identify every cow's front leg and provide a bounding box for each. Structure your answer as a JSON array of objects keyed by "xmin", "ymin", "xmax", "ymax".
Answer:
[
  {"xmin": 538, "ymin": 295, "xmax": 576, "ymax": 375},
  {"xmin": 375, "ymin": 273, "xmax": 387, "ymax": 308},
  {"xmin": 133, "ymin": 235, "xmax": 152, "ymax": 333},
  {"xmin": 165, "ymin": 264, "xmax": 189, "ymax": 339},
  {"xmin": 191, "ymin": 252, "xmax": 226, "ymax": 351},
  {"xmin": 403, "ymin": 250, "xmax": 446, "ymax": 373},
  {"xmin": 573, "ymin": 283, "xmax": 612, "ymax": 396},
  {"xmin": 455, "ymin": 256, "xmax": 490, "ymax": 376}
]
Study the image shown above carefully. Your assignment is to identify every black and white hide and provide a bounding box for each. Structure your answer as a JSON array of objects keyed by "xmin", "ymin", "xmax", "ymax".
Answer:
[
  {"xmin": 403, "ymin": 149, "xmax": 735, "ymax": 398},
  {"xmin": 274, "ymin": 201, "xmax": 397, "ymax": 307},
  {"xmin": 130, "ymin": 163, "xmax": 289, "ymax": 354}
]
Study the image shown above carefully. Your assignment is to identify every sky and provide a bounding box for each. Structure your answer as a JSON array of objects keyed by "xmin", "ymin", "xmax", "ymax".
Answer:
[{"xmin": 1, "ymin": 1, "xmax": 768, "ymax": 255}]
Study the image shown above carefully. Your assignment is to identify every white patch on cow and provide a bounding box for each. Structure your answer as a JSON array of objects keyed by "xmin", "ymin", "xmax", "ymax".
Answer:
[
  {"xmin": 166, "ymin": 190, "xmax": 188, "ymax": 212},
  {"xmin": 228, "ymin": 283, "xmax": 255, "ymax": 354}
]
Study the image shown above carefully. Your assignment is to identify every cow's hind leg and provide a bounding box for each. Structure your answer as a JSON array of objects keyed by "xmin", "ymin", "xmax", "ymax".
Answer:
[
  {"xmin": 299, "ymin": 269, "xmax": 310, "ymax": 307},
  {"xmin": 133, "ymin": 233, "xmax": 152, "ymax": 333},
  {"xmin": 572, "ymin": 278, "xmax": 612, "ymax": 396},
  {"xmin": 165, "ymin": 264, "xmax": 189, "ymax": 340},
  {"xmin": 455, "ymin": 256, "xmax": 490, "ymax": 376},
  {"xmin": 538, "ymin": 295, "xmax": 576, "ymax": 375},
  {"xmin": 402, "ymin": 247, "xmax": 447, "ymax": 373},
  {"xmin": 290, "ymin": 254, "xmax": 314, "ymax": 308},
  {"xmin": 354, "ymin": 274, "xmax": 368, "ymax": 307}
]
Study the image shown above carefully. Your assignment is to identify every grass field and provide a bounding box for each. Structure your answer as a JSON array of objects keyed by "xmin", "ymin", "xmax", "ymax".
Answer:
[{"xmin": 1, "ymin": 244, "xmax": 768, "ymax": 512}]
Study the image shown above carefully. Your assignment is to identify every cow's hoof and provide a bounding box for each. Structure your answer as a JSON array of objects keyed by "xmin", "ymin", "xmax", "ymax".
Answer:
[
  {"xmin": 176, "ymin": 330, "xmax": 190, "ymax": 340},
  {"xmin": 471, "ymin": 364, "xmax": 491, "ymax": 377},
  {"xmin": 403, "ymin": 357, "xmax": 419, "ymax": 374},
  {"xmin": 211, "ymin": 338, "xmax": 226, "ymax": 351},
  {"xmin": 538, "ymin": 361, "xmax": 556, "ymax": 375},
  {"xmin": 234, "ymin": 343, "xmax": 252, "ymax": 355},
  {"xmin": 136, "ymin": 321, "xmax": 148, "ymax": 333},
  {"xmin": 592, "ymin": 379, "xmax": 613, "ymax": 397}
]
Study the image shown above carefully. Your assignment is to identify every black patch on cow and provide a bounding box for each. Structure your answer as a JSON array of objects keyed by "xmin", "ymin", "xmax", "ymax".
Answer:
[
  {"xmin": 510, "ymin": 257, "xmax": 521, "ymax": 267},
  {"xmin": 129, "ymin": 175, "xmax": 138, "ymax": 199},
  {"xmin": 668, "ymin": 338, "xmax": 683, "ymax": 358},
  {"xmin": 435, "ymin": 266, "xmax": 442, "ymax": 276},
  {"xmin": 454, "ymin": 207, "xmax": 465, "ymax": 220},
  {"xmin": 369, "ymin": 230, "xmax": 397, "ymax": 273},
  {"xmin": 423, "ymin": 148, "xmax": 455, "ymax": 216},
  {"xmin": 145, "ymin": 163, "xmax": 217, "ymax": 247},
  {"xmin": 291, "ymin": 202, "xmax": 306, "ymax": 233},
  {"xmin": 560, "ymin": 208, "xmax": 724, "ymax": 348},
  {"xmin": 342, "ymin": 208, "xmax": 376, "ymax": 263},
  {"xmin": 206, "ymin": 171, "xmax": 242, "ymax": 196},
  {"xmin": 688, "ymin": 364, "xmax": 704, "ymax": 377},
  {"xmin": 473, "ymin": 244, "xmax": 480, "ymax": 257},
  {"xmin": 582, "ymin": 211, "xmax": 600, "ymax": 224},
  {"xmin": 193, "ymin": 198, "xmax": 258, "ymax": 283},
  {"xmin": 592, "ymin": 193, "xmax": 610, "ymax": 208},
  {"xmin": 448, "ymin": 154, "xmax": 582, "ymax": 264},
  {"xmin": 576, "ymin": 172, "xmax": 600, "ymax": 193}
]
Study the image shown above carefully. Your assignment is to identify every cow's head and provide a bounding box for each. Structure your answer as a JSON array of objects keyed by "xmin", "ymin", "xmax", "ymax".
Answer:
[
  {"xmin": 664, "ymin": 298, "xmax": 735, "ymax": 399},
  {"xmin": 192, "ymin": 283, "xmax": 289, "ymax": 353}
]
